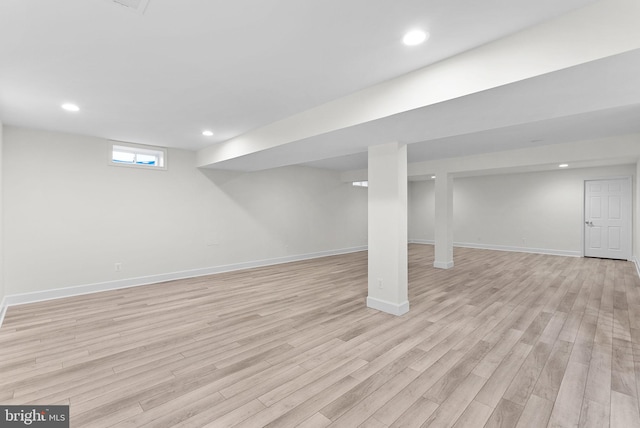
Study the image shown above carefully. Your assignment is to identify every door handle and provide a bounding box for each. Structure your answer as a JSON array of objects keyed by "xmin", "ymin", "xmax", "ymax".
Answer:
[{"xmin": 585, "ymin": 221, "xmax": 594, "ymax": 226}]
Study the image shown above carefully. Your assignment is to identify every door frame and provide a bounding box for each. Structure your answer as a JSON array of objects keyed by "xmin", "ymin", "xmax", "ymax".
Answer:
[{"xmin": 582, "ymin": 176, "xmax": 632, "ymax": 260}]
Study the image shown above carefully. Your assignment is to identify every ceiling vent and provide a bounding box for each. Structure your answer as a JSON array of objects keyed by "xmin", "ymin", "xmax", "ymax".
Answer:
[{"xmin": 104, "ymin": 0, "xmax": 150, "ymax": 14}]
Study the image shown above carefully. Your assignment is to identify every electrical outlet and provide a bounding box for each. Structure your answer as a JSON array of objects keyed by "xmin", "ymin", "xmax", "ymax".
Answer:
[
  {"xmin": 115, "ymin": 263, "xmax": 122, "ymax": 271},
  {"xmin": 378, "ymin": 278, "xmax": 383, "ymax": 289}
]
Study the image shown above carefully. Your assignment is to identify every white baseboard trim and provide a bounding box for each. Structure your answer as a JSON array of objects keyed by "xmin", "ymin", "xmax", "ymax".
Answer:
[
  {"xmin": 409, "ymin": 239, "xmax": 581, "ymax": 258},
  {"xmin": 454, "ymin": 242, "xmax": 581, "ymax": 257},
  {"xmin": 366, "ymin": 296, "xmax": 409, "ymax": 316},
  {"xmin": 0, "ymin": 245, "xmax": 367, "ymax": 328},
  {"xmin": 409, "ymin": 239, "xmax": 435, "ymax": 245},
  {"xmin": 433, "ymin": 260, "xmax": 454, "ymax": 269}
]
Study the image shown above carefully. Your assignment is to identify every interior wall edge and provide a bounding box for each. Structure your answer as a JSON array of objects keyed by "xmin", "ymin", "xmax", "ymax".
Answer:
[{"xmin": 0, "ymin": 245, "xmax": 367, "ymax": 329}]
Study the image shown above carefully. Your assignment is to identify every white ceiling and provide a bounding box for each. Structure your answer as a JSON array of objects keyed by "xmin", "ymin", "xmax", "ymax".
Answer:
[{"xmin": 1, "ymin": 0, "xmax": 614, "ymax": 171}]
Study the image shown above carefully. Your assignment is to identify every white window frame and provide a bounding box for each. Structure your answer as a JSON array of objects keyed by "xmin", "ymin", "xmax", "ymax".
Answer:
[{"xmin": 108, "ymin": 140, "xmax": 167, "ymax": 170}]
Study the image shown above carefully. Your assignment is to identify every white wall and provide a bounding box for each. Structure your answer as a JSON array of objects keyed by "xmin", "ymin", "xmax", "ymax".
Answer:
[
  {"xmin": 3, "ymin": 126, "xmax": 637, "ymax": 305},
  {"xmin": 2, "ymin": 126, "xmax": 368, "ymax": 296},
  {"xmin": 409, "ymin": 164, "xmax": 636, "ymax": 255},
  {"xmin": 636, "ymin": 161, "xmax": 640, "ymax": 268},
  {"xmin": 0, "ymin": 121, "xmax": 4, "ymax": 310},
  {"xmin": 408, "ymin": 179, "xmax": 435, "ymax": 244}
]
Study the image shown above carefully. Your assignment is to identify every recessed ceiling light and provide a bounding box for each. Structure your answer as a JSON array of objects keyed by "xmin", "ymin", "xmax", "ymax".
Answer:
[
  {"xmin": 403, "ymin": 30, "xmax": 429, "ymax": 46},
  {"xmin": 61, "ymin": 103, "xmax": 80, "ymax": 112},
  {"xmin": 559, "ymin": 163, "xmax": 569, "ymax": 168},
  {"xmin": 431, "ymin": 175, "xmax": 436, "ymax": 179},
  {"xmin": 202, "ymin": 130, "xmax": 214, "ymax": 137}
]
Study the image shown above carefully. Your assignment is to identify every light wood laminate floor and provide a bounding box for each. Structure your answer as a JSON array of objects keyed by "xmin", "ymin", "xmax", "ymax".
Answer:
[{"xmin": 2, "ymin": 245, "xmax": 640, "ymax": 427}]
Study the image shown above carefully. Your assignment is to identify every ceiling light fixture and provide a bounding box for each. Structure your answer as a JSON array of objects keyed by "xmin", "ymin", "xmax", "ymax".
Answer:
[
  {"xmin": 431, "ymin": 175, "xmax": 436, "ymax": 179},
  {"xmin": 403, "ymin": 29, "xmax": 429, "ymax": 46},
  {"xmin": 61, "ymin": 103, "xmax": 80, "ymax": 112},
  {"xmin": 559, "ymin": 163, "xmax": 569, "ymax": 168},
  {"xmin": 202, "ymin": 130, "xmax": 214, "ymax": 137}
]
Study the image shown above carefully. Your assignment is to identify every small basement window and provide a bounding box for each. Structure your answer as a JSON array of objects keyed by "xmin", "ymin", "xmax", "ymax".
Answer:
[{"xmin": 109, "ymin": 141, "xmax": 167, "ymax": 170}]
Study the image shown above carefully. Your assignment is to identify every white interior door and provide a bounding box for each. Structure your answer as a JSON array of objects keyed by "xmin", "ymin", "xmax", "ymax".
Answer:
[{"xmin": 584, "ymin": 178, "xmax": 631, "ymax": 260}]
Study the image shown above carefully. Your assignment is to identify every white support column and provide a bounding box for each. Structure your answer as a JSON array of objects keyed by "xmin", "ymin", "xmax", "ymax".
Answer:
[
  {"xmin": 367, "ymin": 142, "xmax": 409, "ymax": 316},
  {"xmin": 434, "ymin": 171, "xmax": 454, "ymax": 269}
]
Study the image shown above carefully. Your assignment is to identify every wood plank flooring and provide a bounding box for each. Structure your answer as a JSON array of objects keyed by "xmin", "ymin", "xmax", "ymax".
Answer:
[{"xmin": 1, "ymin": 245, "xmax": 640, "ymax": 427}]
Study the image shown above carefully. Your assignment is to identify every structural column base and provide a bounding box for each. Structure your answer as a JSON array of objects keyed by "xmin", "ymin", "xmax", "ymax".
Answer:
[
  {"xmin": 366, "ymin": 296, "xmax": 409, "ymax": 316},
  {"xmin": 433, "ymin": 260, "xmax": 454, "ymax": 269}
]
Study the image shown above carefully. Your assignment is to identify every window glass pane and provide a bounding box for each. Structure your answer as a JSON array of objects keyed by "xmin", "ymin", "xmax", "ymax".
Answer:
[
  {"xmin": 110, "ymin": 142, "xmax": 166, "ymax": 169},
  {"xmin": 135, "ymin": 154, "xmax": 158, "ymax": 165},
  {"xmin": 113, "ymin": 151, "xmax": 136, "ymax": 164}
]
